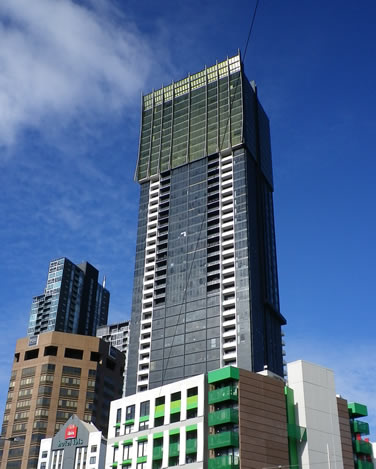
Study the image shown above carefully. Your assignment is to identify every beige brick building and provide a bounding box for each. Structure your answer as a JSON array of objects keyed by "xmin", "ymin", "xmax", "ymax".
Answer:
[{"xmin": 0, "ymin": 332, "xmax": 124, "ymax": 469}]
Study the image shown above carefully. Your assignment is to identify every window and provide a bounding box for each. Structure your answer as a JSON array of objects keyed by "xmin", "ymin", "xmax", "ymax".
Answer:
[
  {"xmin": 40, "ymin": 463, "xmax": 46, "ymax": 469},
  {"xmin": 139, "ymin": 421, "xmax": 149, "ymax": 431},
  {"xmin": 113, "ymin": 446, "xmax": 118, "ymax": 463},
  {"xmin": 62, "ymin": 366, "xmax": 81, "ymax": 376},
  {"xmin": 137, "ymin": 441, "xmax": 148, "ymax": 457},
  {"xmin": 44, "ymin": 346, "xmax": 58, "ymax": 356},
  {"xmin": 168, "ymin": 457, "xmax": 178, "ymax": 467},
  {"xmin": 170, "ymin": 412, "xmax": 180, "ymax": 423},
  {"xmin": 64, "ymin": 348, "xmax": 83, "ymax": 360},
  {"xmin": 186, "ymin": 454, "xmax": 197, "ymax": 464},
  {"xmin": 124, "ymin": 424, "xmax": 134, "ymax": 434},
  {"xmin": 140, "ymin": 401, "xmax": 149, "ymax": 418},
  {"xmin": 171, "ymin": 392, "xmax": 180, "ymax": 402},
  {"xmin": 25, "ymin": 349, "xmax": 39, "ymax": 360},
  {"xmin": 90, "ymin": 446, "xmax": 97, "ymax": 453},
  {"xmin": 115, "ymin": 426, "xmax": 120, "ymax": 437},
  {"xmin": 154, "ymin": 417, "xmax": 164, "ymax": 427},
  {"xmin": 187, "ymin": 387, "xmax": 197, "ymax": 397},
  {"xmin": 126, "ymin": 405, "xmax": 135, "ymax": 421},
  {"xmin": 41, "ymin": 364, "xmax": 55, "ymax": 374},
  {"xmin": 89, "ymin": 457, "xmax": 96, "ymax": 464},
  {"xmin": 116, "ymin": 408, "xmax": 122, "ymax": 423},
  {"xmin": 187, "ymin": 409, "xmax": 197, "ymax": 419},
  {"xmin": 21, "ymin": 367, "xmax": 36, "ymax": 378},
  {"xmin": 123, "ymin": 444, "xmax": 131, "ymax": 460},
  {"xmin": 61, "ymin": 377, "xmax": 80, "ymax": 386}
]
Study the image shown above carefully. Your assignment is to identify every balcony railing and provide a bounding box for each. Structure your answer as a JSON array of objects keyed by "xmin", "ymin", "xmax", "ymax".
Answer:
[
  {"xmin": 208, "ymin": 408, "xmax": 239, "ymax": 427},
  {"xmin": 352, "ymin": 420, "xmax": 370, "ymax": 435},
  {"xmin": 354, "ymin": 440, "xmax": 373, "ymax": 455},
  {"xmin": 208, "ymin": 385, "xmax": 238, "ymax": 405},
  {"xmin": 208, "ymin": 455, "xmax": 239, "ymax": 469},
  {"xmin": 348, "ymin": 403, "xmax": 368, "ymax": 418},
  {"xmin": 356, "ymin": 461, "xmax": 374, "ymax": 469},
  {"xmin": 208, "ymin": 431, "xmax": 239, "ymax": 449}
]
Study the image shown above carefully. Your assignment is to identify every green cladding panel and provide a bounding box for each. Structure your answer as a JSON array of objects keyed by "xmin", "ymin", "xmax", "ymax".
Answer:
[
  {"xmin": 154, "ymin": 404, "xmax": 165, "ymax": 418},
  {"xmin": 208, "ymin": 408, "xmax": 239, "ymax": 426},
  {"xmin": 208, "ymin": 385, "xmax": 238, "ymax": 405},
  {"xmin": 348, "ymin": 402, "xmax": 368, "ymax": 418},
  {"xmin": 208, "ymin": 455, "xmax": 239, "ymax": 469},
  {"xmin": 284, "ymin": 387, "xmax": 299, "ymax": 468},
  {"xmin": 185, "ymin": 439, "xmax": 197, "ymax": 454},
  {"xmin": 354, "ymin": 440, "xmax": 373, "ymax": 455},
  {"xmin": 356, "ymin": 461, "xmax": 374, "ymax": 469},
  {"xmin": 208, "ymin": 431, "xmax": 239, "ymax": 449},
  {"xmin": 352, "ymin": 420, "xmax": 370, "ymax": 435},
  {"xmin": 136, "ymin": 55, "xmax": 243, "ymax": 182},
  {"xmin": 187, "ymin": 395, "xmax": 198, "ymax": 410},
  {"xmin": 207, "ymin": 366, "xmax": 239, "ymax": 384},
  {"xmin": 152, "ymin": 446, "xmax": 163, "ymax": 461}
]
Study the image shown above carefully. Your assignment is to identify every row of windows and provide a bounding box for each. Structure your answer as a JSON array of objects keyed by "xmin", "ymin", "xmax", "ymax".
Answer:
[
  {"xmin": 15, "ymin": 346, "xmax": 111, "ymax": 365},
  {"xmin": 113, "ymin": 430, "xmax": 198, "ymax": 466}
]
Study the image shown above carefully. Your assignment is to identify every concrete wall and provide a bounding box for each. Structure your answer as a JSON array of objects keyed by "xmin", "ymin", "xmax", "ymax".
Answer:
[{"xmin": 287, "ymin": 360, "xmax": 344, "ymax": 469}]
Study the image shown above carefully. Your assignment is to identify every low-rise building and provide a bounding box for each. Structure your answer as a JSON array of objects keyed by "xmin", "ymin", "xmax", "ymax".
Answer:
[
  {"xmin": 106, "ymin": 362, "xmax": 374, "ymax": 469},
  {"xmin": 37, "ymin": 415, "xmax": 106, "ymax": 469}
]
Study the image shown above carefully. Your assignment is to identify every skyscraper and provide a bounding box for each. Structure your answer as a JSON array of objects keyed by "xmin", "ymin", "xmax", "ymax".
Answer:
[
  {"xmin": 27, "ymin": 258, "xmax": 109, "ymax": 337},
  {"xmin": 126, "ymin": 53, "xmax": 286, "ymax": 395}
]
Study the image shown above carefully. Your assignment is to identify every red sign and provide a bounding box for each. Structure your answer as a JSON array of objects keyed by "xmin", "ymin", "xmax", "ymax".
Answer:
[{"xmin": 65, "ymin": 425, "xmax": 78, "ymax": 440}]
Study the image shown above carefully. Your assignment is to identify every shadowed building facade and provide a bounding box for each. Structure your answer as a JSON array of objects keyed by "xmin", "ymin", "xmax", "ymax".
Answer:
[
  {"xmin": 126, "ymin": 53, "xmax": 286, "ymax": 395},
  {"xmin": 27, "ymin": 258, "xmax": 109, "ymax": 337}
]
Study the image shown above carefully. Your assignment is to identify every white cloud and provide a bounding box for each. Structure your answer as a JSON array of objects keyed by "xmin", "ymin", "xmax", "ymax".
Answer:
[{"xmin": 0, "ymin": 0, "xmax": 159, "ymax": 147}]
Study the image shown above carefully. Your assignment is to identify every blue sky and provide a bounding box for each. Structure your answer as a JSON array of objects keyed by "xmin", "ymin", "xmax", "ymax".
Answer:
[{"xmin": 1, "ymin": 0, "xmax": 375, "ymax": 438}]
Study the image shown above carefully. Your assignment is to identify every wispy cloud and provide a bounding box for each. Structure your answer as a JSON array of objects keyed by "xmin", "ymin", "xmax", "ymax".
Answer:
[{"xmin": 0, "ymin": 0, "xmax": 163, "ymax": 148}]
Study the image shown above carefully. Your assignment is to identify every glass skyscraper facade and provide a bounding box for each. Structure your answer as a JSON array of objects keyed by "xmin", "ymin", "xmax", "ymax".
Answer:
[
  {"xmin": 27, "ymin": 258, "xmax": 109, "ymax": 337},
  {"xmin": 126, "ymin": 54, "xmax": 286, "ymax": 395}
]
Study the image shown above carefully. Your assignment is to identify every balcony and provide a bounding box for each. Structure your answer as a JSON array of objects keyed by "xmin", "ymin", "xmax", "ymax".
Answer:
[
  {"xmin": 348, "ymin": 403, "xmax": 368, "ymax": 418},
  {"xmin": 208, "ymin": 408, "xmax": 238, "ymax": 427},
  {"xmin": 223, "ymin": 340, "xmax": 236, "ymax": 350},
  {"xmin": 208, "ymin": 455, "xmax": 239, "ymax": 469},
  {"xmin": 208, "ymin": 431, "xmax": 239, "ymax": 449},
  {"xmin": 352, "ymin": 421, "xmax": 370, "ymax": 435},
  {"xmin": 356, "ymin": 461, "xmax": 374, "ymax": 469},
  {"xmin": 354, "ymin": 440, "xmax": 373, "ymax": 455},
  {"xmin": 208, "ymin": 386, "xmax": 238, "ymax": 405}
]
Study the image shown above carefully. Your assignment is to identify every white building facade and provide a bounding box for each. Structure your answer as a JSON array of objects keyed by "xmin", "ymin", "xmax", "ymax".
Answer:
[
  {"xmin": 37, "ymin": 416, "xmax": 106, "ymax": 469},
  {"xmin": 106, "ymin": 374, "xmax": 205, "ymax": 469}
]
